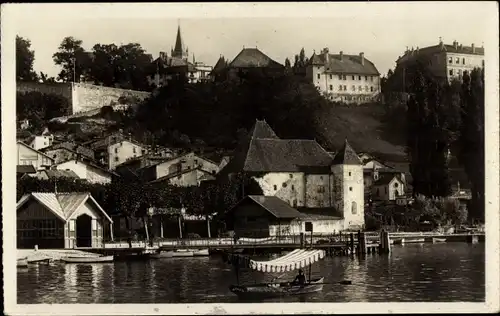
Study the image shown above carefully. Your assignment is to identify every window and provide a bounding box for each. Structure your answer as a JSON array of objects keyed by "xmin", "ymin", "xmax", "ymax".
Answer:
[
  {"xmin": 133, "ymin": 147, "xmax": 136, "ymax": 153},
  {"xmin": 289, "ymin": 174, "xmax": 293, "ymax": 178},
  {"xmin": 456, "ymin": 57, "xmax": 460, "ymax": 64},
  {"xmin": 352, "ymin": 75, "xmax": 355, "ymax": 80},
  {"xmin": 114, "ymin": 157, "xmax": 119, "ymax": 162},
  {"xmin": 448, "ymin": 57, "xmax": 453, "ymax": 64},
  {"xmin": 329, "ymin": 74, "xmax": 333, "ymax": 79},
  {"xmin": 394, "ymin": 182, "xmax": 399, "ymax": 188},
  {"xmin": 358, "ymin": 75, "xmax": 362, "ymax": 80},
  {"xmin": 142, "ymin": 149, "xmax": 146, "ymax": 155},
  {"xmin": 114, "ymin": 148, "xmax": 118, "ymax": 153},
  {"xmin": 365, "ymin": 76, "xmax": 368, "ymax": 80},
  {"xmin": 343, "ymin": 75, "xmax": 346, "ymax": 80},
  {"xmin": 365, "ymin": 85, "xmax": 369, "ymax": 91},
  {"xmin": 343, "ymin": 85, "xmax": 347, "ymax": 90},
  {"xmin": 292, "ymin": 185, "xmax": 295, "ymax": 190},
  {"xmin": 482, "ymin": 60, "xmax": 485, "ymax": 67},
  {"xmin": 349, "ymin": 187, "xmax": 352, "ymax": 191},
  {"xmin": 338, "ymin": 75, "xmax": 342, "ymax": 80},
  {"xmin": 329, "ymin": 85, "xmax": 333, "ymax": 91},
  {"xmin": 352, "ymin": 85, "xmax": 356, "ymax": 91},
  {"xmin": 282, "ymin": 182, "xmax": 287, "ymax": 188},
  {"xmin": 349, "ymin": 171, "xmax": 351, "ymax": 176},
  {"xmin": 339, "ymin": 85, "xmax": 343, "ymax": 91},
  {"xmin": 370, "ymin": 76, "xmax": 373, "ymax": 82},
  {"xmin": 273, "ymin": 185, "xmax": 277, "ymax": 190},
  {"xmin": 370, "ymin": 86, "xmax": 374, "ymax": 92},
  {"xmin": 462, "ymin": 58, "xmax": 466, "ymax": 65},
  {"xmin": 320, "ymin": 176, "xmax": 323, "ymax": 180},
  {"xmin": 351, "ymin": 201, "xmax": 357, "ymax": 214},
  {"xmin": 449, "ymin": 69, "xmax": 454, "ymax": 76},
  {"xmin": 317, "ymin": 74, "xmax": 320, "ymax": 79},
  {"xmin": 293, "ymin": 200, "xmax": 298, "ymax": 207},
  {"xmin": 358, "ymin": 86, "xmax": 362, "ymax": 91}
]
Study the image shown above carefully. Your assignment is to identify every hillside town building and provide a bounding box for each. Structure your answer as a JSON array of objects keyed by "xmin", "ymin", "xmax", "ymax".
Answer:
[
  {"xmin": 306, "ymin": 48, "xmax": 381, "ymax": 104},
  {"xmin": 222, "ymin": 119, "xmax": 365, "ymax": 235},
  {"xmin": 395, "ymin": 39, "xmax": 484, "ymax": 82}
]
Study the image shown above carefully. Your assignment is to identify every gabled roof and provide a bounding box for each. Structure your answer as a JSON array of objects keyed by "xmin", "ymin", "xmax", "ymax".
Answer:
[
  {"xmin": 42, "ymin": 141, "xmax": 94, "ymax": 159},
  {"xmin": 332, "ymin": 139, "xmax": 362, "ymax": 165},
  {"xmin": 39, "ymin": 169, "xmax": 79, "ymax": 180},
  {"xmin": 374, "ymin": 173, "xmax": 403, "ymax": 186},
  {"xmin": 220, "ymin": 119, "xmax": 332, "ymax": 174},
  {"xmin": 17, "ymin": 192, "xmax": 113, "ymax": 223},
  {"xmin": 231, "ymin": 195, "xmax": 306, "ymax": 219},
  {"xmin": 308, "ymin": 52, "xmax": 379, "ymax": 75},
  {"xmin": 56, "ymin": 158, "xmax": 118, "ymax": 177},
  {"xmin": 17, "ymin": 165, "xmax": 37, "ymax": 174},
  {"xmin": 211, "ymin": 56, "xmax": 228, "ymax": 75},
  {"xmin": 149, "ymin": 167, "xmax": 215, "ymax": 184},
  {"xmin": 229, "ymin": 48, "xmax": 284, "ymax": 69}
]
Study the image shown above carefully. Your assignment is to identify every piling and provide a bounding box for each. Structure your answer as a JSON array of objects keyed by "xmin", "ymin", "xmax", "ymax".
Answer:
[
  {"xmin": 467, "ymin": 235, "xmax": 479, "ymax": 244},
  {"xmin": 349, "ymin": 233, "xmax": 355, "ymax": 255},
  {"xmin": 357, "ymin": 230, "xmax": 367, "ymax": 255},
  {"xmin": 379, "ymin": 230, "xmax": 391, "ymax": 254},
  {"xmin": 300, "ymin": 233, "xmax": 305, "ymax": 248}
]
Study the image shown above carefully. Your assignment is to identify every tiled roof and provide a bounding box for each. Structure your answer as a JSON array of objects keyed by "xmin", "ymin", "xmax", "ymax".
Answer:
[
  {"xmin": 17, "ymin": 192, "xmax": 112, "ymax": 223},
  {"xmin": 42, "ymin": 141, "xmax": 94, "ymax": 159},
  {"xmin": 309, "ymin": 52, "xmax": 379, "ymax": 75},
  {"xmin": 374, "ymin": 173, "xmax": 402, "ymax": 186},
  {"xmin": 211, "ymin": 56, "xmax": 228, "ymax": 75},
  {"xmin": 149, "ymin": 167, "xmax": 215, "ymax": 184},
  {"xmin": 41, "ymin": 169, "xmax": 79, "ymax": 180},
  {"xmin": 332, "ymin": 139, "xmax": 362, "ymax": 165},
  {"xmin": 243, "ymin": 139, "xmax": 334, "ymax": 172},
  {"xmin": 251, "ymin": 119, "xmax": 279, "ymax": 139},
  {"xmin": 401, "ymin": 43, "xmax": 484, "ymax": 60},
  {"xmin": 17, "ymin": 165, "xmax": 37, "ymax": 174},
  {"xmin": 246, "ymin": 195, "xmax": 306, "ymax": 219},
  {"xmin": 229, "ymin": 48, "xmax": 284, "ymax": 69},
  {"xmin": 17, "ymin": 141, "xmax": 55, "ymax": 162}
]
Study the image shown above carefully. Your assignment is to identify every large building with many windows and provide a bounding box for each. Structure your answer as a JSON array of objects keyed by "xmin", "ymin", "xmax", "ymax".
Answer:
[
  {"xmin": 395, "ymin": 39, "xmax": 484, "ymax": 82},
  {"xmin": 306, "ymin": 48, "xmax": 381, "ymax": 104}
]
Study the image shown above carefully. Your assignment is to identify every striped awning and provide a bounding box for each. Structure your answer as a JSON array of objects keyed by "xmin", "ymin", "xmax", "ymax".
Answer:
[{"xmin": 228, "ymin": 249, "xmax": 325, "ymax": 273}]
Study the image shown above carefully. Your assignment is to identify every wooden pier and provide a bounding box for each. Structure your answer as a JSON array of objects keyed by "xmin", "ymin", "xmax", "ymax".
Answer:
[{"xmin": 83, "ymin": 231, "xmax": 484, "ymax": 258}]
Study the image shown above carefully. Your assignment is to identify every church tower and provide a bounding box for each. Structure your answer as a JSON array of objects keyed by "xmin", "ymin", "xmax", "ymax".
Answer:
[
  {"xmin": 171, "ymin": 23, "xmax": 189, "ymax": 61},
  {"xmin": 331, "ymin": 139, "xmax": 365, "ymax": 230}
]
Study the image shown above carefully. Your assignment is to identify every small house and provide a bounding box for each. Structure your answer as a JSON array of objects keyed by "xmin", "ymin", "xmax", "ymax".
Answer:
[
  {"xmin": 17, "ymin": 192, "xmax": 113, "ymax": 249},
  {"xmin": 372, "ymin": 174, "xmax": 405, "ymax": 201},
  {"xmin": 55, "ymin": 158, "xmax": 116, "ymax": 184}
]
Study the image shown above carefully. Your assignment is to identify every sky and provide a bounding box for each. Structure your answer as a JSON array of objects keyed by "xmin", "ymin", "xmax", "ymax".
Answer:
[{"xmin": 4, "ymin": 2, "xmax": 497, "ymax": 78}]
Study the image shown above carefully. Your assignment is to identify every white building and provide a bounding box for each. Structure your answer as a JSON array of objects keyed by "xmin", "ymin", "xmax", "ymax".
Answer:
[
  {"xmin": 29, "ymin": 134, "xmax": 54, "ymax": 151},
  {"xmin": 17, "ymin": 141, "xmax": 54, "ymax": 171},
  {"xmin": 55, "ymin": 158, "xmax": 115, "ymax": 184},
  {"xmin": 306, "ymin": 48, "xmax": 381, "ymax": 104},
  {"xmin": 395, "ymin": 39, "xmax": 484, "ymax": 82}
]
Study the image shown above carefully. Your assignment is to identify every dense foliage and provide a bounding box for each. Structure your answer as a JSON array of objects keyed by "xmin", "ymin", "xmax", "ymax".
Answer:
[
  {"xmin": 16, "ymin": 36, "xmax": 39, "ymax": 82},
  {"xmin": 17, "ymin": 91, "xmax": 71, "ymax": 132}
]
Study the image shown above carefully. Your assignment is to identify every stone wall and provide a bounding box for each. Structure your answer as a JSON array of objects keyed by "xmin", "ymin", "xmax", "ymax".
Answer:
[
  {"xmin": 71, "ymin": 83, "xmax": 150, "ymax": 114},
  {"xmin": 17, "ymin": 82, "xmax": 151, "ymax": 115}
]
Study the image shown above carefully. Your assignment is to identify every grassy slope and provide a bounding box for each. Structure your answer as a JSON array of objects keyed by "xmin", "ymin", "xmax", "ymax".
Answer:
[{"xmin": 314, "ymin": 102, "xmax": 407, "ymax": 160}]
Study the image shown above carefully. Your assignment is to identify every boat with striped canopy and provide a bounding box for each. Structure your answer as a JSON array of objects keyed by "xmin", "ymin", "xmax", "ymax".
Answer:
[{"xmin": 225, "ymin": 249, "xmax": 329, "ymax": 300}]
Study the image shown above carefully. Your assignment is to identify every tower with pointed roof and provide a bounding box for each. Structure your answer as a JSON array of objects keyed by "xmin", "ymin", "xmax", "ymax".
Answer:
[
  {"xmin": 171, "ymin": 24, "xmax": 189, "ymax": 61},
  {"xmin": 331, "ymin": 139, "xmax": 365, "ymax": 229}
]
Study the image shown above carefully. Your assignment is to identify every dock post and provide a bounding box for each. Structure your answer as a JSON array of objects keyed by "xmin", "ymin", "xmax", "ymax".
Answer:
[
  {"xmin": 349, "ymin": 233, "xmax": 354, "ymax": 255},
  {"xmin": 384, "ymin": 231, "xmax": 391, "ymax": 253},
  {"xmin": 379, "ymin": 229, "xmax": 385, "ymax": 253},
  {"xmin": 358, "ymin": 230, "xmax": 366, "ymax": 255},
  {"xmin": 300, "ymin": 233, "xmax": 305, "ymax": 248}
]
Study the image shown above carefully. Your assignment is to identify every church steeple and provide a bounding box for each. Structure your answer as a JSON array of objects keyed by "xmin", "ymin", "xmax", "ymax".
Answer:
[{"xmin": 171, "ymin": 22, "xmax": 188, "ymax": 61}]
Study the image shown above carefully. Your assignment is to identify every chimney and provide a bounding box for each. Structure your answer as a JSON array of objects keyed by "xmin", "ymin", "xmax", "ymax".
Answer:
[
  {"xmin": 439, "ymin": 37, "xmax": 444, "ymax": 49},
  {"xmin": 472, "ymin": 43, "xmax": 476, "ymax": 53},
  {"xmin": 323, "ymin": 47, "xmax": 329, "ymax": 63},
  {"xmin": 340, "ymin": 51, "xmax": 344, "ymax": 61},
  {"xmin": 359, "ymin": 52, "xmax": 365, "ymax": 65},
  {"xmin": 454, "ymin": 41, "xmax": 458, "ymax": 50}
]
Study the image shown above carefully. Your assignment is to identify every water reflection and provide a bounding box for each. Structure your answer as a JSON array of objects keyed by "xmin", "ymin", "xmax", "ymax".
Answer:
[{"xmin": 18, "ymin": 243, "xmax": 485, "ymax": 303}]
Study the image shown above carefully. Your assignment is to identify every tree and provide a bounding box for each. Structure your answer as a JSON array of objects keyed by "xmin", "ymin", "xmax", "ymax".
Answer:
[
  {"xmin": 17, "ymin": 91, "xmax": 71, "ymax": 131},
  {"xmin": 458, "ymin": 69, "xmax": 485, "ymax": 221},
  {"xmin": 52, "ymin": 37, "xmax": 91, "ymax": 82},
  {"xmin": 39, "ymin": 72, "xmax": 56, "ymax": 83},
  {"xmin": 88, "ymin": 43, "xmax": 120, "ymax": 87},
  {"xmin": 16, "ymin": 36, "xmax": 38, "ymax": 81}
]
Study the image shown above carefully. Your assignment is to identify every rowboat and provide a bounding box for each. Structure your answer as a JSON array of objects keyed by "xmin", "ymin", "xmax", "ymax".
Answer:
[
  {"xmin": 151, "ymin": 249, "xmax": 195, "ymax": 259},
  {"xmin": 404, "ymin": 238, "xmax": 425, "ymax": 244},
  {"xmin": 193, "ymin": 249, "xmax": 210, "ymax": 257},
  {"xmin": 224, "ymin": 248, "xmax": 333, "ymax": 300},
  {"xmin": 432, "ymin": 237, "xmax": 447, "ymax": 243},
  {"xmin": 61, "ymin": 255, "xmax": 114, "ymax": 263},
  {"xmin": 17, "ymin": 257, "xmax": 28, "ymax": 268},
  {"xmin": 229, "ymin": 277, "xmax": 325, "ymax": 300}
]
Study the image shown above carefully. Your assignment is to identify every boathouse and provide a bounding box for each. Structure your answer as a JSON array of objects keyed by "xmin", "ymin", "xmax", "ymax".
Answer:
[{"xmin": 16, "ymin": 192, "xmax": 113, "ymax": 249}]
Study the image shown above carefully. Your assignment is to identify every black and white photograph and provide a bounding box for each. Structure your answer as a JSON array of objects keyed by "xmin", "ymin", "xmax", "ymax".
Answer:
[{"xmin": 2, "ymin": 2, "xmax": 499, "ymax": 315}]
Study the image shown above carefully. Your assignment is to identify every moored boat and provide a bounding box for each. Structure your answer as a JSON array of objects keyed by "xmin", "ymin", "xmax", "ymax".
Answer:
[
  {"xmin": 193, "ymin": 249, "xmax": 210, "ymax": 257},
  {"xmin": 61, "ymin": 255, "xmax": 114, "ymax": 263},
  {"xmin": 404, "ymin": 238, "xmax": 425, "ymax": 244},
  {"xmin": 392, "ymin": 238, "xmax": 405, "ymax": 245},
  {"xmin": 225, "ymin": 248, "xmax": 336, "ymax": 300},
  {"xmin": 230, "ymin": 277, "xmax": 325, "ymax": 300},
  {"xmin": 151, "ymin": 249, "xmax": 194, "ymax": 258},
  {"xmin": 432, "ymin": 237, "xmax": 447, "ymax": 243},
  {"xmin": 17, "ymin": 257, "xmax": 28, "ymax": 268}
]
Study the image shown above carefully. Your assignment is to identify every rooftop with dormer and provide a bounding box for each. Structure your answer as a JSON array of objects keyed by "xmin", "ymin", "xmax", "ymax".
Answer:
[{"xmin": 309, "ymin": 48, "xmax": 380, "ymax": 75}]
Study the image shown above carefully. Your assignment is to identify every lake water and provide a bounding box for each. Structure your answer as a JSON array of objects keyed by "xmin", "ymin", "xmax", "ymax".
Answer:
[{"xmin": 17, "ymin": 243, "xmax": 485, "ymax": 303}]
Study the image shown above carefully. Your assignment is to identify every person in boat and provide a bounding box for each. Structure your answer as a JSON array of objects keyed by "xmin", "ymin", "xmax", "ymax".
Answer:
[{"xmin": 292, "ymin": 269, "xmax": 307, "ymax": 286}]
